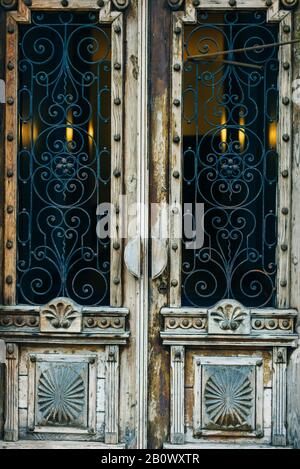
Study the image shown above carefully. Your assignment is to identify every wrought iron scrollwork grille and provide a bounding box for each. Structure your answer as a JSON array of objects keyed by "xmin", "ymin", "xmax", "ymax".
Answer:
[
  {"xmin": 17, "ymin": 12, "xmax": 111, "ymax": 306},
  {"xmin": 182, "ymin": 11, "xmax": 279, "ymax": 308}
]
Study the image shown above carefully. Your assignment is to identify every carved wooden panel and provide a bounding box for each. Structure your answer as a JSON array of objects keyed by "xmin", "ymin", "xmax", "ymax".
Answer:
[
  {"xmin": 27, "ymin": 353, "xmax": 97, "ymax": 436},
  {"xmin": 194, "ymin": 356, "xmax": 264, "ymax": 438}
]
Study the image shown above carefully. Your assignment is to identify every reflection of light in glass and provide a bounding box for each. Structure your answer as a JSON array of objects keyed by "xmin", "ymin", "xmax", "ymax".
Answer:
[
  {"xmin": 66, "ymin": 126, "xmax": 73, "ymax": 143},
  {"xmin": 239, "ymin": 115, "xmax": 245, "ymax": 152},
  {"xmin": 33, "ymin": 123, "xmax": 38, "ymax": 144},
  {"xmin": 22, "ymin": 122, "xmax": 31, "ymax": 148},
  {"xmin": 220, "ymin": 109, "xmax": 227, "ymax": 152},
  {"xmin": 88, "ymin": 120, "xmax": 94, "ymax": 153},
  {"xmin": 66, "ymin": 110, "xmax": 73, "ymax": 142},
  {"xmin": 268, "ymin": 121, "xmax": 277, "ymax": 149}
]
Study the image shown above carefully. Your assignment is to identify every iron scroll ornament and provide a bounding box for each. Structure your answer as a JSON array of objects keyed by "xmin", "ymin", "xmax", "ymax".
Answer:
[
  {"xmin": 111, "ymin": 0, "xmax": 131, "ymax": 11},
  {"xmin": 17, "ymin": 12, "xmax": 112, "ymax": 306},
  {"xmin": 167, "ymin": 0, "xmax": 185, "ymax": 10},
  {"xmin": 281, "ymin": 0, "xmax": 298, "ymax": 8},
  {"xmin": 0, "ymin": 0, "xmax": 17, "ymax": 10},
  {"xmin": 182, "ymin": 10, "xmax": 280, "ymax": 308}
]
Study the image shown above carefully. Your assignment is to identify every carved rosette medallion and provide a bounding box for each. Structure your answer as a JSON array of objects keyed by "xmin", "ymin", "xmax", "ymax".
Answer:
[
  {"xmin": 204, "ymin": 367, "xmax": 253, "ymax": 429},
  {"xmin": 38, "ymin": 365, "xmax": 86, "ymax": 425}
]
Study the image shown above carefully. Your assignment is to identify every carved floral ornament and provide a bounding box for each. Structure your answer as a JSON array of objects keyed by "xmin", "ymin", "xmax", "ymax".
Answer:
[
  {"xmin": 40, "ymin": 298, "xmax": 81, "ymax": 330},
  {"xmin": 210, "ymin": 303, "xmax": 247, "ymax": 332},
  {"xmin": 0, "ymin": 0, "xmax": 131, "ymax": 10}
]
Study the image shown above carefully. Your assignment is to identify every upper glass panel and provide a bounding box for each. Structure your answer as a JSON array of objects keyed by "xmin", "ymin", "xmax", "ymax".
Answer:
[
  {"xmin": 17, "ymin": 12, "xmax": 111, "ymax": 306},
  {"xmin": 182, "ymin": 11, "xmax": 279, "ymax": 308}
]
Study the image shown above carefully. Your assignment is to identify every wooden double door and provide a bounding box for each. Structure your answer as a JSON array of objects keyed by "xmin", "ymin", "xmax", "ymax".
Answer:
[{"xmin": 0, "ymin": 0, "xmax": 300, "ymax": 450}]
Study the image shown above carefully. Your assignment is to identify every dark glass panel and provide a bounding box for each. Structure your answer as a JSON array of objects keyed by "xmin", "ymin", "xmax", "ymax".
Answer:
[
  {"xmin": 17, "ymin": 12, "xmax": 111, "ymax": 306},
  {"xmin": 182, "ymin": 11, "xmax": 278, "ymax": 307}
]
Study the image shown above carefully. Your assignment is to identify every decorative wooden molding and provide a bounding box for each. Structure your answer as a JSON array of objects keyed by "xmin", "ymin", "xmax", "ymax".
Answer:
[
  {"xmin": 105, "ymin": 345, "xmax": 119, "ymax": 444},
  {"xmin": 161, "ymin": 301, "xmax": 298, "ymax": 347},
  {"xmin": 170, "ymin": 346, "xmax": 185, "ymax": 444},
  {"xmin": 272, "ymin": 347, "xmax": 288, "ymax": 445},
  {"xmin": 0, "ymin": 311, "xmax": 39, "ymax": 330},
  {"xmin": 4, "ymin": 343, "xmax": 18, "ymax": 441},
  {"xmin": 0, "ymin": 304, "xmax": 129, "ymax": 343}
]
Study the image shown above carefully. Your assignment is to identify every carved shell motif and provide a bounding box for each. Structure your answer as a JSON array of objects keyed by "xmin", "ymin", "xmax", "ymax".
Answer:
[
  {"xmin": 205, "ymin": 368, "xmax": 253, "ymax": 429},
  {"xmin": 42, "ymin": 299, "xmax": 79, "ymax": 330},
  {"xmin": 211, "ymin": 304, "xmax": 247, "ymax": 331},
  {"xmin": 38, "ymin": 366, "xmax": 85, "ymax": 425}
]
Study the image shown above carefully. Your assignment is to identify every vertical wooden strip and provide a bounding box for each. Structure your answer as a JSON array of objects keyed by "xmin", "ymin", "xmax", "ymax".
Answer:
[
  {"xmin": 119, "ymin": 0, "xmax": 139, "ymax": 449},
  {"xmin": 170, "ymin": 14, "xmax": 183, "ymax": 307},
  {"xmin": 288, "ymin": 4, "xmax": 300, "ymax": 449},
  {"xmin": 110, "ymin": 15, "xmax": 124, "ymax": 307},
  {"xmin": 277, "ymin": 13, "xmax": 292, "ymax": 308},
  {"xmin": 193, "ymin": 357, "xmax": 202, "ymax": 436},
  {"xmin": 170, "ymin": 345, "xmax": 185, "ymax": 444},
  {"xmin": 88, "ymin": 357, "xmax": 97, "ymax": 434},
  {"xmin": 169, "ymin": 3, "xmax": 197, "ymax": 307},
  {"xmin": 0, "ymin": 341, "xmax": 5, "ymax": 439},
  {"xmin": 4, "ymin": 343, "xmax": 19, "ymax": 442},
  {"xmin": 27, "ymin": 354, "xmax": 36, "ymax": 433},
  {"xmin": 0, "ymin": 6, "xmax": 6, "ymax": 308},
  {"xmin": 136, "ymin": 0, "xmax": 149, "ymax": 449},
  {"xmin": 4, "ymin": 15, "xmax": 18, "ymax": 306},
  {"xmin": 105, "ymin": 345, "xmax": 119, "ymax": 445},
  {"xmin": 148, "ymin": 0, "xmax": 172, "ymax": 449},
  {"xmin": 272, "ymin": 347, "xmax": 287, "ymax": 446}
]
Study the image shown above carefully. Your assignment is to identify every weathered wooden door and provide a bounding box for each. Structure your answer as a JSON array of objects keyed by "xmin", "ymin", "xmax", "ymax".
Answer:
[
  {"xmin": 0, "ymin": 0, "xmax": 149, "ymax": 449},
  {"xmin": 1, "ymin": 0, "xmax": 300, "ymax": 451},
  {"xmin": 148, "ymin": 0, "xmax": 300, "ymax": 449}
]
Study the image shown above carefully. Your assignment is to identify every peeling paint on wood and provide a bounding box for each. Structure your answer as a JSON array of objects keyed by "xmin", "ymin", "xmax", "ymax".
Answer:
[{"xmin": 148, "ymin": 0, "xmax": 171, "ymax": 449}]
